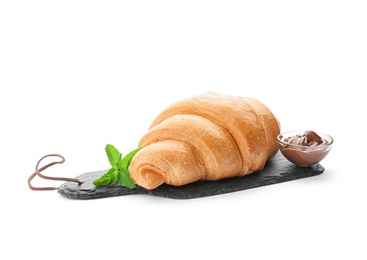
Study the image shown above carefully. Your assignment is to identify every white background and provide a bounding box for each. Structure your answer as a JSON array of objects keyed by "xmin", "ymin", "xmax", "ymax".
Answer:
[{"xmin": 1, "ymin": 1, "xmax": 366, "ymax": 259}]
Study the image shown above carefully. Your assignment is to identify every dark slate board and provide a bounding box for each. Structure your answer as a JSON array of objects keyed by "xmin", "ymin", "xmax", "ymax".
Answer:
[{"xmin": 58, "ymin": 152, "xmax": 324, "ymax": 200}]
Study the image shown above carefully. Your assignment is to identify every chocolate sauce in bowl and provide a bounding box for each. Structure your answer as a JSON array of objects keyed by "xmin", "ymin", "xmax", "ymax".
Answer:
[{"xmin": 278, "ymin": 131, "xmax": 332, "ymax": 167}]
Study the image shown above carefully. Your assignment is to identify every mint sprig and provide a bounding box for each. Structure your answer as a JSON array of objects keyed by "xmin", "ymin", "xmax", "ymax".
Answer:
[{"xmin": 93, "ymin": 144, "xmax": 142, "ymax": 189}]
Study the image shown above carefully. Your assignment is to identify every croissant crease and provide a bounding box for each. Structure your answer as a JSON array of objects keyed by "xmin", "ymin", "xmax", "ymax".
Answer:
[{"xmin": 130, "ymin": 92, "xmax": 280, "ymax": 190}]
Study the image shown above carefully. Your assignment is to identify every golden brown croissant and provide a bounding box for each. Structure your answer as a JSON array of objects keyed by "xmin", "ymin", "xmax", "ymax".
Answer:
[{"xmin": 130, "ymin": 92, "xmax": 280, "ymax": 190}]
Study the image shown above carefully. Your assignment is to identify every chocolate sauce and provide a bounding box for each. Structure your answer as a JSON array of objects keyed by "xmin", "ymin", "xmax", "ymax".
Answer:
[
  {"xmin": 284, "ymin": 130, "xmax": 329, "ymax": 146},
  {"xmin": 278, "ymin": 131, "xmax": 332, "ymax": 167}
]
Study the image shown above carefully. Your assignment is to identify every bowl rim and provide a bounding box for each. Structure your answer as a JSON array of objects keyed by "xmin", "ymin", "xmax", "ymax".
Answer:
[{"xmin": 277, "ymin": 130, "xmax": 334, "ymax": 149}]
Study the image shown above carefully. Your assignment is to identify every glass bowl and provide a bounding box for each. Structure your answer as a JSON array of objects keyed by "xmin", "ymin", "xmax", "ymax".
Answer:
[{"xmin": 277, "ymin": 130, "xmax": 333, "ymax": 167}]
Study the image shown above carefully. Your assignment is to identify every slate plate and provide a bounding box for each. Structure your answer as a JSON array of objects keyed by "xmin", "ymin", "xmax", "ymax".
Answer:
[{"xmin": 58, "ymin": 152, "xmax": 324, "ymax": 200}]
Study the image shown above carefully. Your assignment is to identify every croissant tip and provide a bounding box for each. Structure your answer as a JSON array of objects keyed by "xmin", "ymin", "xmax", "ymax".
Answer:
[{"xmin": 135, "ymin": 171, "xmax": 164, "ymax": 190}]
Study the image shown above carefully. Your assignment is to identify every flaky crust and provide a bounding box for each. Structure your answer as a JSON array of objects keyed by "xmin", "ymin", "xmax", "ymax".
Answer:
[{"xmin": 130, "ymin": 92, "xmax": 280, "ymax": 190}]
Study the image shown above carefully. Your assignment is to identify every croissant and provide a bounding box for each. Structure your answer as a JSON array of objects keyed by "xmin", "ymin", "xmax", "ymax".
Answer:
[{"xmin": 129, "ymin": 92, "xmax": 280, "ymax": 190}]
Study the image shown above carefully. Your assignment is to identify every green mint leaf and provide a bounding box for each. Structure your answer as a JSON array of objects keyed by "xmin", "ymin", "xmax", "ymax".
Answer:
[
  {"xmin": 93, "ymin": 145, "xmax": 142, "ymax": 189},
  {"xmin": 108, "ymin": 168, "xmax": 119, "ymax": 186},
  {"xmin": 105, "ymin": 144, "xmax": 121, "ymax": 167},
  {"xmin": 93, "ymin": 168, "xmax": 115, "ymax": 186},
  {"xmin": 118, "ymin": 167, "xmax": 136, "ymax": 189},
  {"xmin": 93, "ymin": 168, "xmax": 119, "ymax": 187},
  {"xmin": 119, "ymin": 147, "xmax": 143, "ymax": 169}
]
